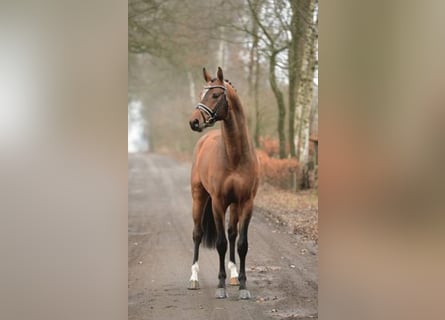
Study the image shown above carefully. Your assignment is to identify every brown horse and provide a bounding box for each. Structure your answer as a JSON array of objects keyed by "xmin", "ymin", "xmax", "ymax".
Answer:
[{"xmin": 188, "ymin": 67, "xmax": 259, "ymax": 299}]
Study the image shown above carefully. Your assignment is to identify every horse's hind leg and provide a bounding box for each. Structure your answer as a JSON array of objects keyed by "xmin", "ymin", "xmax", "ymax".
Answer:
[
  {"xmin": 213, "ymin": 199, "xmax": 229, "ymax": 299},
  {"xmin": 238, "ymin": 200, "xmax": 253, "ymax": 299},
  {"xmin": 228, "ymin": 204, "xmax": 239, "ymax": 286},
  {"xmin": 188, "ymin": 186, "xmax": 207, "ymax": 290}
]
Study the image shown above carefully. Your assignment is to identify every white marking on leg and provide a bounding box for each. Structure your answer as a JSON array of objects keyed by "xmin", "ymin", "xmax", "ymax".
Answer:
[
  {"xmin": 190, "ymin": 262, "xmax": 199, "ymax": 281},
  {"xmin": 228, "ymin": 261, "xmax": 239, "ymax": 279}
]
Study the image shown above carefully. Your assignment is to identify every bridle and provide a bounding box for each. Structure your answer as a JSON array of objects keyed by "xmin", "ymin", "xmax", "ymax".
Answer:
[{"xmin": 195, "ymin": 85, "xmax": 227, "ymax": 126}]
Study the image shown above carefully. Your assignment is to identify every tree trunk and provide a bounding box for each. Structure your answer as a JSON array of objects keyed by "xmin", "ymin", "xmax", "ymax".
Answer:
[
  {"xmin": 187, "ymin": 71, "xmax": 196, "ymax": 106},
  {"xmin": 309, "ymin": 86, "xmax": 318, "ymax": 138},
  {"xmin": 288, "ymin": 41, "xmax": 297, "ymax": 157},
  {"xmin": 248, "ymin": 13, "xmax": 260, "ymax": 146},
  {"xmin": 253, "ymin": 50, "xmax": 261, "ymax": 147},
  {"xmin": 295, "ymin": 0, "xmax": 317, "ymax": 163},
  {"xmin": 269, "ymin": 51, "xmax": 286, "ymax": 159},
  {"xmin": 288, "ymin": 0, "xmax": 306, "ymax": 158},
  {"xmin": 217, "ymin": 26, "xmax": 226, "ymax": 67}
]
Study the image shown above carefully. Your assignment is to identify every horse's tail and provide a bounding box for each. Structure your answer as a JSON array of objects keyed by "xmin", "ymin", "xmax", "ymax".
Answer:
[{"xmin": 201, "ymin": 196, "xmax": 217, "ymax": 248}]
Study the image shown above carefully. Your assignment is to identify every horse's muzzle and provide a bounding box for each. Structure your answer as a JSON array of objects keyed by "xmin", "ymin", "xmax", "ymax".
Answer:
[{"xmin": 189, "ymin": 118, "xmax": 202, "ymax": 132}]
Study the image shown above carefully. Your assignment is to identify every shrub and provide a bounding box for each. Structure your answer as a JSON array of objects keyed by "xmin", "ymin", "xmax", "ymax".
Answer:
[
  {"xmin": 259, "ymin": 136, "xmax": 280, "ymax": 157},
  {"xmin": 256, "ymin": 150, "xmax": 300, "ymax": 190}
]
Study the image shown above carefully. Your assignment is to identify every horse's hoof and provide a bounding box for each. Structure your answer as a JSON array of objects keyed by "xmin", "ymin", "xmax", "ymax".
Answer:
[
  {"xmin": 215, "ymin": 288, "xmax": 228, "ymax": 299},
  {"xmin": 188, "ymin": 280, "xmax": 200, "ymax": 290},
  {"xmin": 229, "ymin": 277, "xmax": 240, "ymax": 286},
  {"xmin": 239, "ymin": 289, "xmax": 251, "ymax": 300}
]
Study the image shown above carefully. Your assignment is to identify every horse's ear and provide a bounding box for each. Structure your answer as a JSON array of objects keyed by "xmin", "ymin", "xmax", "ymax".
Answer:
[
  {"xmin": 217, "ymin": 66, "xmax": 224, "ymax": 82},
  {"xmin": 203, "ymin": 67, "xmax": 212, "ymax": 82}
]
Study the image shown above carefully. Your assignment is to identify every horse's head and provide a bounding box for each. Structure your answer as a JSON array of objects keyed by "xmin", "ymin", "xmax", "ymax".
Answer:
[{"xmin": 189, "ymin": 67, "xmax": 229, "ymax": 132}]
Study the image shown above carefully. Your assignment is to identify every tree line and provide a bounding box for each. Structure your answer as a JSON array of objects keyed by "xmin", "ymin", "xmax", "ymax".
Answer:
[{"xmin": 129, "ymin": 0, "xmax": 318, "ymax": 164}]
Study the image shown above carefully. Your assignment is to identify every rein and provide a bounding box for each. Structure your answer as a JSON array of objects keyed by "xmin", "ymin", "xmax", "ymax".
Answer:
[{"xmin": 195, "ymin": 85, "xmax": 227, "ymax": 126}]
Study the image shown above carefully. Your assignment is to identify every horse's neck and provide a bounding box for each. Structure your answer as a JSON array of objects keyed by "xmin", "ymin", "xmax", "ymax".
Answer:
[{"xmin": 221, "ymin": 95, "xmax": 254, "ymax": 168}]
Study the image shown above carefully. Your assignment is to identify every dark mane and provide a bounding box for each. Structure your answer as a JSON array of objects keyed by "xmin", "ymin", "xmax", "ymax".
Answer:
[
  {"xmin": 224, "ymin": 79, "xmax": 236, "ymax": 91},
  {"xmin": 210, "ymin": 77, "xmax": 236, "ymax": 91}
]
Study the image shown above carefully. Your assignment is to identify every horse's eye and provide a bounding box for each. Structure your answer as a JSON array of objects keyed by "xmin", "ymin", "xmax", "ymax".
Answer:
[{"xmin": 212, "ymin": 93, "xmax": 219, "ymax": 99}]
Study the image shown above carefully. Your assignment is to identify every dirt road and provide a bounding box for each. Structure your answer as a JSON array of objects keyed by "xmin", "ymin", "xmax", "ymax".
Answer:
[{"xmin": 129, "ymin": 153, "xmax": 318, "ymax": 320}]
